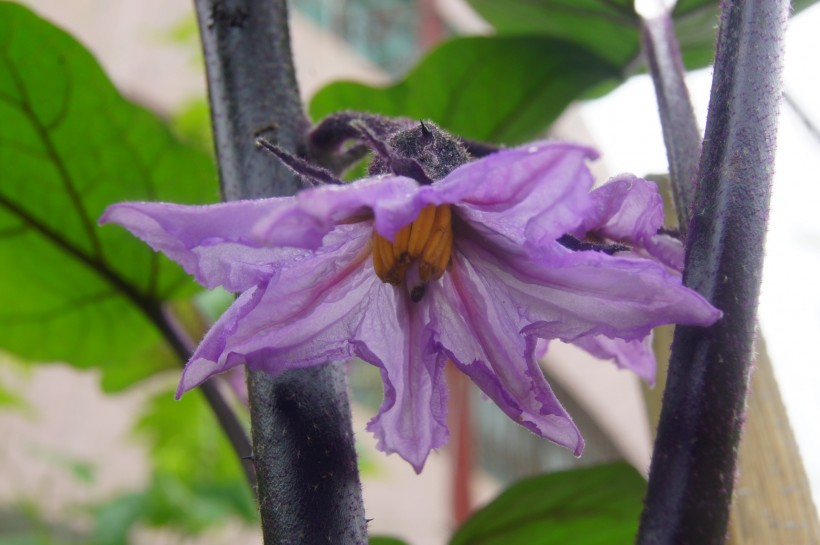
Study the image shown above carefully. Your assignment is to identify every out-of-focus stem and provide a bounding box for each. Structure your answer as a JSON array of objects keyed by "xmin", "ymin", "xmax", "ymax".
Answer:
[
  {"xmin": 447, "ymin": 363, "xmax": 473, "ymax": 525},
  {"xmin": 637, "ymin": 1, "xmax": 789, "ymax": 543},
  {"xmin": 152, "ymin": 304, "xmax": 256, "ymax": 489}
]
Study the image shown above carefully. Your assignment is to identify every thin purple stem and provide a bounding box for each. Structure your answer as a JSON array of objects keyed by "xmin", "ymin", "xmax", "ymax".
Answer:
[
  {"xmin": 637, "ymin": 1, "xmax": 789, "ymax": 543},
  {"xmin": 153, "ymin": 305, "xmax": 256, "ymax": 489},
  {"xmin": 641, "ymin": 12, "xmax": 702, "ymax": 235}
]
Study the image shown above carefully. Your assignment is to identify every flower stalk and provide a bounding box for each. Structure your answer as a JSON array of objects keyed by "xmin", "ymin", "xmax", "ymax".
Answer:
[
  {"xmin": 638, "ymin": 1, "xmax": 790, "ymax": 543},
  {"xmin": 192, "ymin": 0, "xmax": 367, "ymax": 543},
  {"xmin": 640, "ymin": 12, "xmax": 702, "ymax": 234}
]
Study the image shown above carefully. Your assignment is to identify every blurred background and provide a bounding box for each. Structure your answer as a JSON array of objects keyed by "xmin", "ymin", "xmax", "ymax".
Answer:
[{"xmin": 1, "ymin": 0, "xmax": 818, "ymax": 544}]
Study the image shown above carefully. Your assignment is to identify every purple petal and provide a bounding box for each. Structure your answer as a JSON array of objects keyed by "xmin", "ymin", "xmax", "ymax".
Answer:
[
  {"xmin": 444, "ymin": 141, "xmax": 597, "ymax": 250},
  {"xmin": 643, "ymin": 233, "xmax": 685, "ymax": 271},
  {"xmin": 572, "ymin": 335, "xmax": 657, "ymax": 385},
  {"xmin": 359, "ymin": 291, "xmax": 449, "ymax": 473},
  {"xmin": 100, "ymin": 199, "xmax": 294, "ymax": 291},
  {"xmin": 176, "ymin": 223, "xmax": 376, "ymax": 394},
  {"xmin": 455, "ymin": 229, "xmax": 721, "ymax": 343},
  {"xmin": 573, "ymin": 175, "xmax": 684, "ymax": 270},
  {"xmin": 432, "ymin": 266, "xmax": 584, "ymax": 456},
  {"xmin": 575, "ymin": 175, "xmax": 664, "ymax": 242},
  {"xmin": 176, "ymin": 283, "xmax": 266, "ymax": 397},
  {"xmin": 252, "ymin": 175, "xmax": 425, "ymax": 246}
]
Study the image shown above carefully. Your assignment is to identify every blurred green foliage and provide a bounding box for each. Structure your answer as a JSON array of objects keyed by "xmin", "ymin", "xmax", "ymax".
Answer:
[
  {"xmin": 0, "ymin": 382, "xmax": 26, "ymax": 410},
  {"xmin": 311, "ymin": 36, "xmax": 617, "ymax": 144},
  {"xmin": 449, "ymin": 463, "xmax": 645, "ymax": 545},
  {"xmin": 90, "ymin": 388, "xmax": 256, "ymax": 545}
]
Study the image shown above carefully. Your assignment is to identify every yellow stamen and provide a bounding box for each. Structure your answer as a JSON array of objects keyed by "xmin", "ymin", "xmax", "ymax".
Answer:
[
  {"xmin": 372, "ymin": 235, "xmax": 389, "ymax": 281},
  {"xmin": 393, "ymin": 224, "xmax": 411, "ymax": 260},
  {"xmin": 432, "ymin": 228, "xmax": 453, "ymax": 275},
  {"xmin": 377, "ymin": 234, "xmax": 396, "ymax": 273},
  {"xmin": 420, "ymin": 227, "xmax": 453, "ymax": 282},
  {"xmin": 372, "ymin": 205, "xmax": 454, "ymax": 298},
  {"xmin": 408, "ymin": 205, "xmax": 436, "ymax": 257}
]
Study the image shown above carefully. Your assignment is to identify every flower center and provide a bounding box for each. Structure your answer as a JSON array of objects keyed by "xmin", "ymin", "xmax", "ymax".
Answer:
[{"xmin": 372, "ymin": 204, "xmax": 453, "ymax": 302}]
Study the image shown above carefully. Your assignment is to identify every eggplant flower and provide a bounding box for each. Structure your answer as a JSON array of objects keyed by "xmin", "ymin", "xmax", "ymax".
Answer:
[{"xmin": 101, "ymin": 140, "xmax": 719, "ymax": 472}]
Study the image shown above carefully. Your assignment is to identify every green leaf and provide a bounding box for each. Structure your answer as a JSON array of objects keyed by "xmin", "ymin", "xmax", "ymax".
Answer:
[
  {"xmin": 310, "ymin": 0, "xmax": 819, "ymax": 146},
  {"xmin": 91, "ymin": 493, "xmax": 146, "ymax": 545},
  {"xmin": 0, "ymin": 3, "xmax": 217, "ymax": 389},
  {"xmin": 309, "ymin": 36, "xmax": 618, "ymax": 145},
  {"xmin": 469, "ymin": 0, "xmax": 819, "ymax": 77},
  {"xmin": 468, "ymin": 0, "xmax": 639, "ymax": 69},
  {"xmin": 449, "ymin": 462, "xmax": 645, "ymax": 545},
  {"xmin": 370, "ymin": 538, "xmax": 410, "ymax": 545}
]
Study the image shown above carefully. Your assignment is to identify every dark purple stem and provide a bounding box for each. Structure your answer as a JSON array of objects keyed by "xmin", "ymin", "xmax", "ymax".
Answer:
[
  {"xmin": 641, "ymin": 12, "xmax": 702, "ymax": 234},
  {"xmin": 193, "ymin": 1, "xmax": 367, "ymax": 543},
  {"xmin": 637, "ymin": 1, "xmax": 789, "ymax": 544}
]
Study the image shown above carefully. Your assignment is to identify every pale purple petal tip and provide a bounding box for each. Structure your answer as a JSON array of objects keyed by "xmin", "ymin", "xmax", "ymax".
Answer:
[
  {"xmin": 356, "ymin": 292, "xmax": 449, "ymax": 473},
  {"xmin": 175, "ymin": 284, "xmax": 267, "ymax": 399},
  {"xmin": 460, "ymin": 232, "xmax": 720, "ymax": 344},
  {"xmin": 576, "ymin": 175, "xmax": 664, "ymax": 242},
  {"xmin": 434, "ymin": 269, "xmax": 585, "ymax": 457},
  {"xmin": 101, "ymin": 200, "xmax": 290, "ymax": 292},
  {"xmin": 573, "ymin": 175, "xmax": 686, "ymax": 270},
  {"xmin": 573, "ymin": 335, "xmax": 658, "ymax": 386}
]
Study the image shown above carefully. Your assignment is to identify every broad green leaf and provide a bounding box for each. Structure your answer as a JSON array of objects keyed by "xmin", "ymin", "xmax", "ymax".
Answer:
[
  {"xmin": 0, "ymin": 3, "xmax": 217, "ymax": 389},
  {"xmin": 449, "ymin": 463, "xmax": 645, "ymax": 545},
  {"xmin": 309, "ymin": 1, "xmax": 819, "ymax": 146},
  {"xmin": 469, "ymin": 0, "xmax": 819, "ymax": 76},
  {"xmin": 309, "ymin": 36, "xmax": 618, "ymax": 145},
  {"xmin": 468, "ymin": 0, "xmax": 639, "ymax": 69}
]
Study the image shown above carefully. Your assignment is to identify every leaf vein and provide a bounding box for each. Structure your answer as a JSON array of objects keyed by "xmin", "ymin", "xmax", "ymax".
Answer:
[{"xmin": 0, "ymin": 46, "xmax": 104, "ymax": 260}]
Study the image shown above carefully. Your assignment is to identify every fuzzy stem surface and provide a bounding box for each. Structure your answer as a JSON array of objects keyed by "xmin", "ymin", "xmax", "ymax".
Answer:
[
  {"xmin": 637, "ymin": 1, "xmax": 789, "ymax": 543},
  {"xmin": 193, "ymin": 1, "xmax": 367, "ymax": 543}
]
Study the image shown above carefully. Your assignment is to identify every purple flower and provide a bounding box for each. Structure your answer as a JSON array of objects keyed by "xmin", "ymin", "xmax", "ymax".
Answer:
[{"xmin": 100, "ymin": 141, "xmax": 720, "ymax": 472}]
